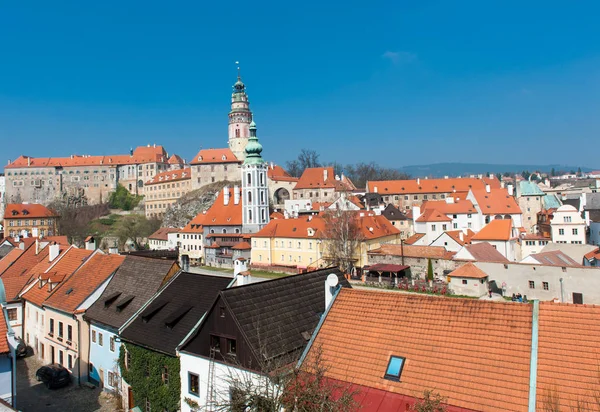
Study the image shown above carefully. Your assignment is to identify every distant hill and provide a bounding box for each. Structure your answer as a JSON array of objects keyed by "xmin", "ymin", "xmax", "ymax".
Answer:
[{"xmin": 398, "ymin": 163, "xmax": 594, "ymax": 178}]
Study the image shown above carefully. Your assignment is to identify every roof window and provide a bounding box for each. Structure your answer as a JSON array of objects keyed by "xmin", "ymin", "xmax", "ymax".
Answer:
[{"xmin": 384, "ymin": 355, "xmax": 405, "ymax": 381}]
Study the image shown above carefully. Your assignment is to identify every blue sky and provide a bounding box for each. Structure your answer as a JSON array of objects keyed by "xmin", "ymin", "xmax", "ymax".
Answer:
[{"xmin": 1, "ymin": 1, "xmax": 599, "ymax": 168}]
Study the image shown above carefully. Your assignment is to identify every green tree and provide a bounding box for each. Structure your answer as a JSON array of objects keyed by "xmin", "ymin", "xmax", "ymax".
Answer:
[
  {"xmin": 410, "ymin": 390, "xmax": 448, "ymax": 412},
  {"xmin": 550, "ymin": 167, "xmax": 556, "ymax": 177},
  {"xmin": 109, "ymin": 184, "xmax": 143, "ymax": 211},
  {"xmin": 427, "ymin": 258, "xmax": 434, "ymax": 282}
]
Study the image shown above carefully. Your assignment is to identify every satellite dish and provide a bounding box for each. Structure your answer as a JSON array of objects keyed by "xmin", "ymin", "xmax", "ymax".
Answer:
[{"xmin": 327, "ymin": 274, "xmax": 339, "ymax": 287}]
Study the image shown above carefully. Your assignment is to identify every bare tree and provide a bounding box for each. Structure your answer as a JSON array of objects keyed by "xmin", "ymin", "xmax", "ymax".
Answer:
[
  {"xmin": 410, "ymin": 390, "xmax": 448, "ymax": 412},
  {"xmin": 285, "ymin": 159, "xmax": 303, "ymax": 178},
  {"xmin": 212, "ymin": 344, "xmax": 359, "ymax": 412},
  {"xmin": 321, "ymin": 208, "xmax": 364, "ymax": 274},
  {"xmin": 285, "ymin": 149, "xmax": 322, "ymax": 178},
  {"xmin": 344, "ymin": 162, "xmax": 411, "ymax": 189},
  {"xmin": 116, "ymin": 215, "xmax": 161, "ymax": 251},
  {"xmin": 49, "ymin": 201, "xmax": 109, "ymax": 245}
]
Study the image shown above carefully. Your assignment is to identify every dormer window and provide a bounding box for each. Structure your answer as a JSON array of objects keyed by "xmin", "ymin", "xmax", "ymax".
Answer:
[
  {"xmin": 222, "ymin": 155, "xmax": 227, "ymax": 161},
  {"xmin": 198, "ymin": 156, "xmax": 203, "ymax": 161}
]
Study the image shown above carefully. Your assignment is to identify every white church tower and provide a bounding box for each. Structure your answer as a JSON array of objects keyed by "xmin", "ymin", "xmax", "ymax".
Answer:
[{"xmin": 242, "ymin": 120, "xmax": 270, "ymax": 233}]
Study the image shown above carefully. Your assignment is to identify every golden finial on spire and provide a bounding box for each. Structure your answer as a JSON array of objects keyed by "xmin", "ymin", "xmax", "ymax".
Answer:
[{"xmin": 235, "ymin": 61, "xmax": 241, "ymax": 79}]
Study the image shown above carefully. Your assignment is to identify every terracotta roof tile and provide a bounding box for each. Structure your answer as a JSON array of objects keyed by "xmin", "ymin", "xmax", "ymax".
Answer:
[
  {"xmin": 44, "ymin": 253, "xmax": 125, "ymax": 313},
  {"xmin": 444, "ymin": 229, "xmax": 476, "ymax": 246},
  {"xmin": 584, "ymin": 247, "xmax": 600, "ymax": 262},
  {"xmin": 167, "ymin": 154, "xmax": 184, "ymax": 164},
  {"xmin": 0, "ymin": 309, "xmax": 9, "ymax": 354},
  {"xmin": 449, "ymin": 262, "xmax": 488, "ymax": 279},
  {"xmin": 267, "ymin": 164, "xmax": 298, "ymax": 182},
  {"xmin": 4, "ymin": 203, "xmax": 58, "ymax": 219},
  {"xmin": 416, "ymin": 209, "xmax": 452, "ymax": 222},
  {"xmin": 527, "ymin": 250, "xmax": 581, "ymax": 267},
  {"xmin": 1, "ymin": 242, "xmax": 51, "ymax": 301},
  {"xmin": 472, "ymin": 219, "xmax": 513, "ymax": 241},
  {"xmin": 181, "ymin": 211, "xmax": 208, "ymax": 233},
  {"xmin": 189, "ymin": 148, "xmax": 239, "ymax": 165},
  {"xmin": 537, "ymin": 302, "xmax": 600, "ymax": 410},
  {"xmin": 22, "ymin": 248, "xmax": 93, "ymax": 307},
  {"xmin": 367, "ymin": 177, "xmax": 500, "ymax": 195},
  {"xmin": 421, "ymin": 199, "xmax": 477, "ymax": 215},
  {"xmin": 404, "ymin": 233, "xmax": 425, "ymax": 245},
  {"xmin": 306, "ymin": 289, "xmax": 532, "ymax": 411},
  {"xmin": 145, "ymin": 167, "xmax": 191, "ymax": 185},
  {"xmin": 202, "ymin": 187, "xmax": 243, "ymax": 226},
  {"xmin": 0, "ymin": 249, "xmax": 24, "ymax": 275},
  {"xmin": 231, "ymin": 241, "xmax": 251, "ymax": 250},
  {"xmin": 294, "ymin": 167, "xmax": 356, "ymax": 190},
  {"xmin": 369, "ymin": 244, "xmax": 455, "ymax": 259},
  {"xmin": 148, "ymin": 227, "xmax": 179, "ymax": 241},
  {"xmin": 471, "ymin": 188, "xmax": 521, "ymax": 215},
  {"xmin": 461, "ymin": 243, "xmax": 510, "ymax": 263}
]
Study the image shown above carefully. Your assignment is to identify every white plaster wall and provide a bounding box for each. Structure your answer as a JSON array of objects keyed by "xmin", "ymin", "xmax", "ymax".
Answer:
[
  {"xmin": 449, "ymin": 277, "xmax": 487, "ymax": 297},
  {"xmin": 5, "ymin": 302, "xmax": 22, "ymax": 339},
  {"xmin": 24, "ymin": 302, "xmax": 45, "ymax": 358}
]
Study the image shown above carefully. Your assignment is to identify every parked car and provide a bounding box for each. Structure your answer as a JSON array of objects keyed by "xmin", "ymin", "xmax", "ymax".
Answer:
[{"xmin": 35, "ymin": 364, "xmax": 71, "ymax": 389}]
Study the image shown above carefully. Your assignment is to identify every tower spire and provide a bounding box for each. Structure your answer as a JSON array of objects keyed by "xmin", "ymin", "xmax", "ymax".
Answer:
[{"xmin": 236, "ymin": 60, "xmax": 241, "ymax": 80}]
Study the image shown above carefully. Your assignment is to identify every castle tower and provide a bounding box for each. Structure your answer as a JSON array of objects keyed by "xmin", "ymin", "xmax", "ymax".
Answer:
[
  {"xmin": 242, "ymin": 120, "xmax": 270, "ymax": 233},
  {"xmin": 228, "ymin": 69, "xmax": 253, "ymax": 161}
]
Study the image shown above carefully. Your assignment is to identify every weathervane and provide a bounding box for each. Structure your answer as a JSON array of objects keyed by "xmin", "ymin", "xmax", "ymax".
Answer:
[{"xmin": 235, "ymin": 61, "xmax": 241, "ymax": 79}]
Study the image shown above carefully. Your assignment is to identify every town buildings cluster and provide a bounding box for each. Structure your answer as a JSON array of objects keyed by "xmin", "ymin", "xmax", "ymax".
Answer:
[{"xmin": 0, "ymin": 73, "xmax": 599, "ymax": 411}]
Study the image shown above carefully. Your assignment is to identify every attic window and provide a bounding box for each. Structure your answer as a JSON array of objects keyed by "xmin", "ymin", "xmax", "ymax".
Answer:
[
  {"xmin": 115, "ymin": 295, "xmax": 135, "ymax": 312},
  {"xmin": 164, "ymin": 305, "xmax": 192, "ymax": 329},
  {"xmin": 141, "ymin": 300, "xmax": 168, "ymax": 323},
  {"xmin": 222, "ymin": 155, "xmax": 226, "ymax": 160},
  {"xmin": 198, "ymin": 156, "xmax": 203, "ymax": 161},
  {"xmin": 65, "ymin": 288, "xmax": 74, "ymax": 295},
  {"xmin": 104, "ymin": 292, "xmax": 122, "ymax": 307},
  {"xmin": 384, "ymin": 356, "xmax": 405, "ymax": 381}
]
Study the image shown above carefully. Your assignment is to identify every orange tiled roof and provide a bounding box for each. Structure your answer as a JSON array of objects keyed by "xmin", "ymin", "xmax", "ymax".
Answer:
[
  {"xmin": 444, "ymin": 229, "xmax": 476, "ymax": 246},
  {"xmin": 168, "ymin": 154, "xmax": 184, "ymax": 164},
  {"xmin": 449, "ymin": 262, "xmax": 488, "ymax": 279},
  {"xmin": 189, "ymin": 148, "xmax": 239, "ymax": 165},
  {"xmin": 22, "ymin": 247, "xmax": 93, "ymax": 307},
  {"xmin": 404, "ymin": 233, "xmax": 425, "ymax": 245},
  {"xmin": 145, "ymin": 167, "xmax": 191, "ymax": 185},
  {"xmin": 4, "ymin": 203, "xmax": 58, "ymax": 219},
  {"xmin": 1, "ymin": 243, "xmax": 51, "ymax": 301},
  {"xmin": 307, "ymin": 288, "xmax": 532, "ymax": 411},
  {"xmin": 6, "ymin": 145, "xmax": 168, "ymax": 169},
  {"xmin": 0, "ymin": 248, "xmax": 24, "ymax": 275},
  {"xmin": 267, "ymin": 164, "xmax": 298, "ymax": 182},
  {"xmin": 367, "ymin": 176, "xmax": 500, "ymax": 195},
  {"xmin": 368, "ymin": 244, "xmax": 455, "ymax": 260},
  {"xmin": 421, "ymin": 199, "xmax": 477, "ymax": 215},
  {"xmin": 294, "ymin": 167, "xmax": 356, "ymax": 191},
  {"xmin": 231, "ymin": 241, "xmax": 251, "ymax": 250},
  {"xmin": 461, "ymin": 243, "xmax": 509, "ymax": 262},
  {"xmin": 0, "ymin": 309, "xmax": 8, "ymax": 354},
  {"xmin": 471, "ymin": 188, "xmax": 521, "ymax": 215},
  {"xmin": 181, "ymin": 211, "xmax": 208, "ymax": 233},
  {"xmin": 416, "ymin": 208, "xmax": 452, "ymax": 223},
  {"xmin": 44, "ymin": 253, "xmax": 125, "ymax": 313},
  {"xmin": 270, "ymin": 211, "xmax": 285, "ymax": 220},
  {"xmin": 536, "ymin": 302, "xmax": 600, "ymax": 410},
  {"xmin": 202, "ymin": 188, "xmax": 243, "ymax": 226},
  {"xmin": 584, "ymin": 247, "xmax": 600, "ymax": 262},
  {"xmin": 148, "ymin": 227, "xmax": 179, "ymax": 241},
  {"xmin": 471, "ymin": 219, "xmax": 513, "ymax": 241}
]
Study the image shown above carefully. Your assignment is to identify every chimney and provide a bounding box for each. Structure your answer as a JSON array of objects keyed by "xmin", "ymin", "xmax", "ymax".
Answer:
[
  {"xmin": 270, "ymin": 162, "xmax": 274, "ymax": 170},
  {"xmin": 32, "ymin": 227, "xmax": 39, "ymax": 238},
  {"xmin": 223, "ymin": 186, "xmax": 230, "ymax": 206},
  {"xmin": 27, "ymin": 157, "xmax": 31, "ymax": 166},
  {"xmin": 233, "ymin": 185, "xmax": 240, "ymax": 205},
  {"xmin": 374, "ymin": 186, "xmax": 378, "ymax": 193},
  {"xmin": 325, "ymin": 273, "xmax": 339, "ymax": 309},
  {"xmin": 85, "ymin": 237, "xmax": 97, "ymax": 251},
  {"xmin": 507, "ymin": 184, "xmax": 514, "ymax": 196},
  {"xmin": 417, "ymin": 178, "xmax": 420, "ymax": 185},
  {"xmin": 459, "ymin": 232, "xmax": 464, "ymax": 242},
  {"xmin": 323, "ymin": 169, "xmax": 328, "ymax": 181},
  {"xmin": 444, "ymin": 175, "xmax": 448, "ymax": 179},
  {"xmin": 485, "ymin": 184, "xmax": 491, "ymax": 193},
  {"xmin": 35, "ymin": 239, "xmax": 40, "ymax": 255},
  {"xmin": 109, "ymin": 247, "xmax": 119, "ymax": 255},
  {"xmin": 49, "ymin": 243, "xmax": 60, "ymax": 262}
]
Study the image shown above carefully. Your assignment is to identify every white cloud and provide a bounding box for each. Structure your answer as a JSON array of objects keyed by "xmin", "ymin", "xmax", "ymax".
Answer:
[{"xmin": 382, "ymin": 51, "xmax": 417, "ymax": 65}]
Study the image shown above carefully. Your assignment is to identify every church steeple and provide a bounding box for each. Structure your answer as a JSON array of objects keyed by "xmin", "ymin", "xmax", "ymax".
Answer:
[
  {"xmin": 228, "ymin": 62, "xmax": 253, "ymax": 161},
  {"xmin": 241, "ymin": 119, "xmax": 269, "ymax": 233}
]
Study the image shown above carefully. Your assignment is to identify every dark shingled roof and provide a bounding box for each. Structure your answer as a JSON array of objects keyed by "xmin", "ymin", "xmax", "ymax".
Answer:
[
  {"xmin": 120, "ymin": 272, "xmax": 231, "ymax": 356},
  {"xmin": 182, "ymin": 267, "xmax": 351, "ymax": 364},
  {"xmin": 84, "ymin": 256, "xmax": 178, "ymax": 329},
  {"xmin": 381, "ymin": 203, "xmax": 407, "ymax": 221}
]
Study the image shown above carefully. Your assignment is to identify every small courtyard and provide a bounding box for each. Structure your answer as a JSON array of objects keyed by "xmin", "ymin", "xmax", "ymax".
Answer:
[{"xmin": 16, "ymin": 356, "xmax": 119, "ymax": 412}]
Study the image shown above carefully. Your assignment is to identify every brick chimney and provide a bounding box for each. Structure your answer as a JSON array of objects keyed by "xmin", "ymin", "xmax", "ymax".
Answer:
[
  {"xmin": 223, "ymin": 186, "xmax": 230, "ymax": 206},
  {"xmin": 323, "ymin": 169, "xmax": 328, "ymax": 182},
  {"xmin": 234, "ymin": 186, "xmax": 240, "ymax": 205}
]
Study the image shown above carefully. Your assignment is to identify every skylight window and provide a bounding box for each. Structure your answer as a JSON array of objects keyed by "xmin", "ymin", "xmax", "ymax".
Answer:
[{"xmin": 384, "ymin": 356, "xmax": 405, "ymax": 381}]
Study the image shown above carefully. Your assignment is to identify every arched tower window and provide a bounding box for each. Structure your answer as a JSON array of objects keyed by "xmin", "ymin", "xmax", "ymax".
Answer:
[
  {"xmin": 248, "ymin": 192, "xmax": 252, "ymax": 203},
  {"xmin": 261, "ymin": 209, "xmax": 266, "ymax": 222},
  {"xmin": 235, "ymin": 129, "xmax": 240, "ymax": 138},
  {"xmin": 260, "ymin": 191, "xmax": 265, "ymax": 204},
  {"xmin": 248, "ymin": 210, "xmax": 253, "ymax": 222},
  {"xmin": 260, "ymin": 173, "xmax": 264, "ymax": 185},
  {"xmin": 247, "ymin": 173, "xmax": 252, "ymax": 185}
]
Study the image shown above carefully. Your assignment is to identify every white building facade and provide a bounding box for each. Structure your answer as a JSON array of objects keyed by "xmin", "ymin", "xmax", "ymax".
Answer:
[{"xmin": 550, "ymin": 205, "xmax": 586, "ymax": 244}]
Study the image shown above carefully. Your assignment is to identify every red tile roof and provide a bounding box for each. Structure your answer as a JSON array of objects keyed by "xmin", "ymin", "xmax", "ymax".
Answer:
[
  {"xmin": 421, "ymin": 199, "xmax": 477, "ymax": 215},
  {"xmin": 231, "ymin": 241, "xmax": 251, "ymax": 250},
  {"xmin": 167, "ymin": 154, "xmax": 184, "ymax": 164},
  {"xmin": 145, "ymin": 167, "xmax": 191, "ymax": 185},
  {"xmin": 294, "ymin": 167, "xmax": 356, "ymax": 191},
  {"xmin": 22, "ymin": 247, "xmax": 93, "ymax": 307},
  {"xmin": 267, "ymin": 164, "xmax": 298, "ymax": 182},
  {"xmin": 4, "ymin": 203, "xmax": 58, "ymax": 219},
  {"xmin": 306, "ymin": 288, "xmax": 533, "ymax": 411},
  {"xmin": 189, "ymin": 148, "xmax": 239, "ymax": 165},
  {"xmin": 470, "ymin": 188, "xmax": 521, "ymax": 215},
  {"xmin": 0, "ymin": 309, "xmax": 8, "ymax": 354},
  {"xmin": 181, "ymin": 211, "xmax": 208, "ymax": 233},
  {"xmin": 584, "ymin": 247, "xmax": 600, "ymax": 262},
  {"xmin": 44, "ymin": 253, "xmax": 125, "ymax": 313},
  {"xmin": 416, "ymin": 209, "xmax": 452, "ymax": 223},
  {"xmin": 403, "ymin": 233, "xmax": 425, "ymax": 245},
  {"xmin": 368, "ymin": 244, "xmax": 455, "ymax": 260},
  {"xmin": 537, "ymin": 302, "xmax": 600, "ymax": 411},
  {"xmin": 148, "ymin": 227, "xmax": 180, "ymax": 241},
  {"xmin": 367, "ymin": 177, "xmax": 500, "ymax": 195},
  {"xmin": 1, "ymin": 242, "xmax": 51, "ymax": 301},
  {"xmin": 443, "ymin": 229, "xmax": 476, "ymax": 246},
  {"xmin": 0, "ymin": 249, "xmax": 24, "ymax": 275},
  {"xmin": 449, "ymin": 262, "xmax": 488, "ymax": 279},
  {"xmin": 6, "ymin": 146, "xmax": 168, "ymax": 168},
  {"xmin": 202, "ymin": 188, "xmax": 243, "ymax": 226},
  {"xmin": 471, "ymin": 219, "xmax": 513, "ymax": 241},
  {"xmin": 527, "ymin": 250, "xmax": 581, "ymax": 267},
  {"xmin": 270, "ymin": 211, "xmax": 285, "ymax": 220},
  {"xmin": 461, "ymin": 243, "xmax": 509, "ymax": 263}
]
